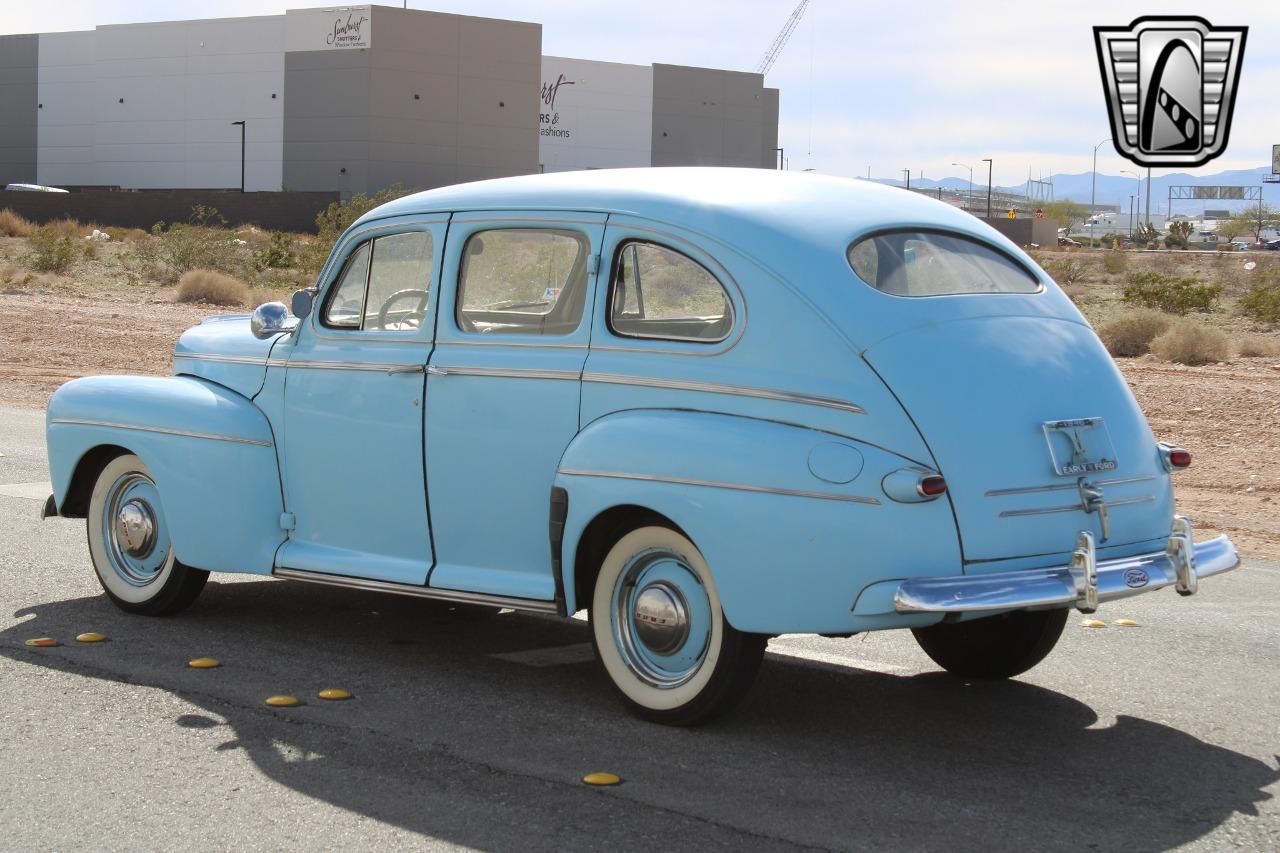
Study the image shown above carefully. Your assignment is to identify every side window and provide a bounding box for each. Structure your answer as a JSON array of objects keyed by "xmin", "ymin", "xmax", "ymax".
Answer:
[
  {"xmin": 608, "ymin": 241, "xmax": 733, "ymax": 342},
  {"xmin": 321, "ymin": 231, "xmax": 434, "ymax": 331},
  {"xmin": 456, "ymin": 229, "xmax": 588, "ymax": 336}
]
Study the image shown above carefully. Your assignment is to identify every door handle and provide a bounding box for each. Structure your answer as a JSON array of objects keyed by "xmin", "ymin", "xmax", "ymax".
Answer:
[
  {"xmin": 425, "ymin": 365, "xmax": 448, "ymax": 376},
  {"xmin": 386, "ymin": 365, "xmax": 425, "ymax": 376}
]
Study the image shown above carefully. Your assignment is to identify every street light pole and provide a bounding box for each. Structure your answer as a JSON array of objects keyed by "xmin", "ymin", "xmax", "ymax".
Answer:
[
  {"xmin": 1090, "ymin": 137, "xmax": 1111, "ymax": 247},
  {"xmin": 231, "ymin": 120, "xmax": 246, "ymax": 193},
  {"xmin": 952, "ymin": 162, "xmax": 973, "ymax": 213},
  {"xmin": 1121, "ymin": 169, "xmax": 1140, "ymax": 240},
  {"xmin": 903, "ymin": 168, "xmax": 910, "ymax": 190},
  {"xmin": 1145, "ymin": 166, "xmax": 1152, "ymax": 228},
  {"xmin": 982, "ymin": 158, "xmax": 993, "ymax": 219},
  {"xmin": 1128, "ymin": 195, "xmax": 1135, "ymax": 239}
]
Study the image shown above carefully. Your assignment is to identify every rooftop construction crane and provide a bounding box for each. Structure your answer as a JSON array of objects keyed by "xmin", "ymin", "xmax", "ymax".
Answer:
[{"xmin": 754, "ymin": 0, "xmax": 810, "ymax": 76}]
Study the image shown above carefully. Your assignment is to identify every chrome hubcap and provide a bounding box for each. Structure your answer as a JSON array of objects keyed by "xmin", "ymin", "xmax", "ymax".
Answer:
[
  {"xmin": 632, "ymin": 581, "xmax": 690, "ymax": 655},
  {"xmin": 116, "ymin": 499, "xmax": 157, "ymax": 557}
]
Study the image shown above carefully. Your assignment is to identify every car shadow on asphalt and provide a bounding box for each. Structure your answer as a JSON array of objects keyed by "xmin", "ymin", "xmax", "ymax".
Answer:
[{"xmin": 3, "ymin": 578, "xmax": 1276, "ymax": 851}]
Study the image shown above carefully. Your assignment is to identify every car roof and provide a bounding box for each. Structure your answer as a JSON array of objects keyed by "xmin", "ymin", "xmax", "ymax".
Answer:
[{"xmin": 356, "ymin": 167, "xmax": 1018, "ymax": 264}]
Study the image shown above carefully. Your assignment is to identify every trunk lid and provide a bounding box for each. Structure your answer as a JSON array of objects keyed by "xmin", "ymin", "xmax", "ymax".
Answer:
[{"xmin": 864, "ymin": 315, "xmax": 1173, "ymax": 564}]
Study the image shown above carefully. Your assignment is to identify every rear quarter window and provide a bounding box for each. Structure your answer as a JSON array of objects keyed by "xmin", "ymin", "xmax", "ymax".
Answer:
[{"xmin": 847, "ymin": 231, "xmax": 1041, "ymax": 297}]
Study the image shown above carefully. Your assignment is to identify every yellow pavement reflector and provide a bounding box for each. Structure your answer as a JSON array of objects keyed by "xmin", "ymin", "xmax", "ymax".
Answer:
[
  {"xmin": 75, "ymin": 632, "xmax": 107, "ymax": 643},
  {"xmin": 1113, "ymin": 618, "xmax": 1140, "ymax": 627},
  {"xmin": 25, "ymin": 637, "xmax": 59, "ymax": 647},
  {"xmin": 317, "ymin": 688, "xmax": 352, "ymax": 701},
  {"xmin": 582, "ymin": 772, "xmax": 622, "ymax": 787},
  {"xmin": 1081, "ymin": 619, "xmax": 1107, "ymax": 629},
  {"xmin": 188, "ymin": 657, "xmax": 221, "ymax": 669},
  {"xmin": 265, "ymin": 695, "xmax": 301, "ymax": 708}
]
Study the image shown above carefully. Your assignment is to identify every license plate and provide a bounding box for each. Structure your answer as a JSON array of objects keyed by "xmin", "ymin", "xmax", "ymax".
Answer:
[{"xmin": 1042, "ymin": 417, "xmax": 1119, "ymax": 477}]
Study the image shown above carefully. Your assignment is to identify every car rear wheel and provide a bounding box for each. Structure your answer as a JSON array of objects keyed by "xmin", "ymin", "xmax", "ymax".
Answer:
[
  {"xmin": 590, "ymin": 525, "xmax": 765, "ymax": 725},
  {"xmin": 910, "ymin": 608, "xmax": 1068, "ymax": 679},
  {"xmin": 86, "ymin": 454, "xmax": 208, "ymax": 616}
]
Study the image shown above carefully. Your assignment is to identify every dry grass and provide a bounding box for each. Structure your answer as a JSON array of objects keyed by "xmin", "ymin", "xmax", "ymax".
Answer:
[
  {"xmin": 42, "ymin": 217, "xmax": 96, "ymax": 240},
  {"xmin": 175, "ymin": 269, "xmax": 249, "ymax": 306},
  {"xmin": 105, "ymin": 227, "xmax": 150, "ymax": 242},
  {"xmin": 0, "ymin": 208, "xmax": 35, "ymax": 238},
  {"xmin": 1149, "ymin": 320, "xmax": 1231, "ymax": 365},
  {"xmin": 1062, "ymin": 283, "xmax": 1089, "ymax": 304},
  {"xmin": 1097, "ymin": 309, "xmax": 1173, "ymax": 357},
  {"xmin": 1236, "ymin": 335, "xmax": 1280, "ymax": 357}
]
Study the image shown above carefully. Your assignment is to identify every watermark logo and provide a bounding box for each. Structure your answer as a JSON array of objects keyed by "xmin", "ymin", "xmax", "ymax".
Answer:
[{"xmin": 1094, "ymin": 17, "xmax": 1247, "ymax": 168}]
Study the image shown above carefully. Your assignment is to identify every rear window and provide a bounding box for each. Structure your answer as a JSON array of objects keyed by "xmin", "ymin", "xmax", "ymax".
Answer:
[{"xmin": 847, "ymin": 231, "xmax": 1040, "ymax": 297}]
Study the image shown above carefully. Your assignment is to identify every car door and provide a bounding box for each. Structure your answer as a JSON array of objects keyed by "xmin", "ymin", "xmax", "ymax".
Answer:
[
  {"xmin": 424, "ymin": 212, "xmax": 606, "ymax": 601},
  {"xmin": 275, "ymin": 217, "xmax": 445, "ymax": 585}
]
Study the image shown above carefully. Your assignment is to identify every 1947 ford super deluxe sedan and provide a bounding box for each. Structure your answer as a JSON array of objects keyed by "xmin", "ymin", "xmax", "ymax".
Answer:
[{"xmin": 43, "ymin": 168, "xmax": 1238, "ymax": 724}]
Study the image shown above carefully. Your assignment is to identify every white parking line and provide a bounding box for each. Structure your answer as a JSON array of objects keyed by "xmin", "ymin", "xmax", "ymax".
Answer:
[
  {"xmin": 491, "ymin": 642, "xmax": 596, "ymax": 667},
  {"xmin": 0, "ymin": 482, "xmax": 51, "ymax": 501}
]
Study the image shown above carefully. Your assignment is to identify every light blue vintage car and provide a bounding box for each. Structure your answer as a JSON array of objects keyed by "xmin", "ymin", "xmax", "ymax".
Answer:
[{"xmin": 43, "ymin": 169, "xmax": 1237, "ymax": 724}]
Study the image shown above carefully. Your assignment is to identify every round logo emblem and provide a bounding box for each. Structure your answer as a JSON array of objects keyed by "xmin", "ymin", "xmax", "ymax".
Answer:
[{"xmin": 1124, "ymin": 567, "xmax": 1149, "ymax": 589}]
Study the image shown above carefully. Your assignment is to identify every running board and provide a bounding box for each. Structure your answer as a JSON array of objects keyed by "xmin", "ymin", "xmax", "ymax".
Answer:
[{"xmin": 273, "ymin": 567, "xmax": 560, "ymax": 614}]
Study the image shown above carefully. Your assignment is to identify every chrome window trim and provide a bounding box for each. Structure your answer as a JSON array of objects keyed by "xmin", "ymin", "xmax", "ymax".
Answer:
[
  {"xmin": 273, "ymin": 567, "xmax": 559, "ymax": 614},
  {"xmin": 558, "ymin": 468, "xmax": 881, "ymax": 505},
  {"xmin": 607, "ymin": 238, "xmax": 735, "ymax": 345},
  {"xmin": 581, "ymin": 371, "xmax": 866, "ymax": 415},
  {"xmin": 429, "ymin": 365, "xmax": 580, "ymax": 381},
  {"xmin": 985, "ymin": 475, "xmax": 1155, "ymax": 498},
  {"xmin": 999, "ymin": 494, "xmax": 1154, "ymax": 518},
  {"xmin": 48, "ymin": 418, "xmax": 273, "ymax": 448},
  {"xmin": 598, "ymin": 220, "xmax": 747, "ymax": 356}
]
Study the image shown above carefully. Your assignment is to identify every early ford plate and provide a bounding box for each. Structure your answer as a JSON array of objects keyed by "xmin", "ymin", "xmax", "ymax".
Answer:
[{"xmin": 1042, "ymin": 417, "xmax": 1119, "ymax": 476}]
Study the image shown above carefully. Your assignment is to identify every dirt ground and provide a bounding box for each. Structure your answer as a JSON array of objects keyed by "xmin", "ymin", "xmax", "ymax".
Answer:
[{"xmin": 0, "ymin": 238, "xmax": 1277, "ymax": 559}]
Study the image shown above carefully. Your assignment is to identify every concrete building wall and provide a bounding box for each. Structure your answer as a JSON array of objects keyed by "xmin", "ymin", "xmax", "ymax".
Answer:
[
  {"xmin": 760, "ymin": 87, "xmax": 779, "ymax": 168},
  {"xmin": 538, "ymin": 56, "xmax": 652, "ymax": 173},
  {"xmin": 650, "ymin": 64, "xmax": 774, "ymax": 169},
  {"xmin": 85, "ymin": 16, "xmax": 285, "ymax": 190},
  {"xmin": 284, "ymin": 6, "xmax": 539, "ymax": 196},
  {"xmin": 36, "ymin": 31, "xmax": 96, "ymax": 186},
  {"xmin": 0, "ymin": 34, "xmax": 39, "ymax": 186}
]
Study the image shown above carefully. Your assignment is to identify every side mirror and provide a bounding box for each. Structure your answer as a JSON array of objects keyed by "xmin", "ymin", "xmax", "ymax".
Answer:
[
  {"xmin": 290, "ymin": 288, "xmax": 316, "ymax": 320},
  {"xmin": 250, "ymin": 301, "xmax": 295, "ymax": 339}
]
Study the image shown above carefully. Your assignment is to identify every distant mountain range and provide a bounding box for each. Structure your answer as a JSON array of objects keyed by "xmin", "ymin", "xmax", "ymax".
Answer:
[{"xmin": 873, "ymin": 166, "xmax": 1277, "ymax": 212}]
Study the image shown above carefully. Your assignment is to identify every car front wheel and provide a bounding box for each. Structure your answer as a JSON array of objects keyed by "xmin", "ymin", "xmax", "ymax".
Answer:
[
  {"xmin": 86, "ymin": 453, "xmax": 208, "ymax": 616},
  {"xmin": 910, "ymin": 608, "xmax": 1068, "ymax": 679},
  {"xmin": 590, "ymin": 525, "xmax": 765, "ymax": 725}
]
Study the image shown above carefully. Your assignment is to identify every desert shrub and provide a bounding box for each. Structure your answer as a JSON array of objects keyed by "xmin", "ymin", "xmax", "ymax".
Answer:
[
  {"xmin": 1122, "ymin": 272, "xmax": 1221, "ymax": 314},
  {"xmin": 302, "ymin": 183, "xmax": 415, "ymax": 273},
  {"xmin": 27, "ymin": 226, "xmax": 77, "ymax": 272},
  {"xmin": 1239, "ymin": 280, "xmax": 1280, "ymax": 325},
  {"xmin": 1102, "ymin": 252, "xmax": 1128, "ymax": 275},
  {"xmin": 1062, "ymin": 283, "xmax": 1089, "ymax": 304},
  {"xmin": 1045, "ymin": 258, "xmax": 1086, "ymax": 285},
  {"xmin": 175, "ymin": 269, "xmax": 249, "ymax": 306},
  {"xmin": 42, "ymin": 217, "xmax": 94, "ymax": 240},
  {"xmin": 1097, "ymin": 309, "xmax": 1172, "ymax": 357},
  {"xmin": 253, "ymin": 231, "xmax": 298, "ymax": 270},
  {"xmin": 106, "ymin": 227, "xmax": 150, "ymax": 242},
  {"xmin": 1149, "ymin": 321, "xmax": 1230, "ymax": 365},
  {"xmin": 0, "ymin": 208, "xmax": 35, "ymax": 237},
  {"xmin": 1237, "ymin": 335, "xmax": 1279, "ymax": 357},
  {"xmin": 1164, "ymin": 220, "xmax": 1193, "ymax": 249},
  {"xmin": 131, "ymin": 207, "xmax": 247, "ymax": 282}
]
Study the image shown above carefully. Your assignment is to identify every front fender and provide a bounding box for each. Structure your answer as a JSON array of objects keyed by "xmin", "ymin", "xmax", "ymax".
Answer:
[
  {"xmin": 555, "ymin": 409, "xmax": 962, "ymax": 634},
  {"xmin": 47, "ymin": 375, "xmax": 284, "ymax": 575}
]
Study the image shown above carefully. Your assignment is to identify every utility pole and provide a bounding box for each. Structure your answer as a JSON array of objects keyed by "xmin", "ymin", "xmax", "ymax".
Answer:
[
  {"xmin": 1090, "ymin": 137, "xmax": 1111, "ymax": 246},
  {"xmin": 1145, "ymin": 166, "xmax": 1152, "ymax": 227},
  {"xmin": 1129, "ymin": 195, "xmax": 1135, "ymax": 239},
  {"xmin": 903, "ymin": 168, "xmax": 910, "ymax": 190},
  {"xmin": 982, "ymin": 158, "xmax": 993, "ymax": 219},
  {"xmin": 231, "ymin": 120, "xmax": 246, "ymax": 192},
  {"xmin": 953, "ymin": 162, "xmax": 973, "ymax": 214}
]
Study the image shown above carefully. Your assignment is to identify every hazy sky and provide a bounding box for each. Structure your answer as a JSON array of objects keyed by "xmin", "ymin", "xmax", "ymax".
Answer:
[{"xmin": 3, "ymin": 0, "xmax": 1277, "ymax": 185}]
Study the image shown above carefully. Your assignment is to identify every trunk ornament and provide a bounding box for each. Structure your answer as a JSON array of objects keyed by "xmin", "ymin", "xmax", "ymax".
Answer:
[
  {"xmin": 1168, "ymin": 515, "xmax": 1198, "ymax": 596},
  {"xmin": 1070, "ymin": 530, "xmax": 1100, "ymax": 613},
  {"xmin": 1078, "ymin": 480, "xmax": 1110, "ymax": 542}
]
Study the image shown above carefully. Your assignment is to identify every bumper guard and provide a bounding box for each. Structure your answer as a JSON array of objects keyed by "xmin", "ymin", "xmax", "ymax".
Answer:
[{"xmin": 894, "ymin": 517, "xmax": 1238, "ymax": 615}]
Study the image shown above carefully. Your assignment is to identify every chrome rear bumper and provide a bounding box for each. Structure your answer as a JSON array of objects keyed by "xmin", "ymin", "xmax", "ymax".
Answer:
[{"xmin": 894, "ymin": 519, "xmax": 1238, "ymax": 615}]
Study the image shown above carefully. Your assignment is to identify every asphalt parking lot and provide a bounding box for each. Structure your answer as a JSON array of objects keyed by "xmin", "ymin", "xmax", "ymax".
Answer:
[{"xmin": 1, "ymin": 404, "xmax": 1277, "ymax": 851}]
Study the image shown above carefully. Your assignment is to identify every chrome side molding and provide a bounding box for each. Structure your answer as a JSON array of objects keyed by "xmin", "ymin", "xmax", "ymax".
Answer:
[{"xmin": 272, "ymin": 567, "xmax": 560, "ymax": 614}]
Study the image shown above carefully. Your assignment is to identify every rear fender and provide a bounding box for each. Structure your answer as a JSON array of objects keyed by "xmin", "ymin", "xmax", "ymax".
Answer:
[
  {"xmin": 555, "ymin": 409, "xmax": 962, "ymax": 634},
  {"xmin": 47, "ymin": 375, "xmax": 284, "ymax": 574}
]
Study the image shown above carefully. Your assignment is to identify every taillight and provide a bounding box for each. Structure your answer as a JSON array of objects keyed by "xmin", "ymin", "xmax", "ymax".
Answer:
[
  {"xmin": 917, "ymin": 475, "xmax": 948, "ymax": 497},
  {"xmin": 882, "ymin": 468, "xmax": 947, "ymax": 503},
  {"xmin": 1159, "ymin": 442, "xmax": 1191, "ymax": 471}
]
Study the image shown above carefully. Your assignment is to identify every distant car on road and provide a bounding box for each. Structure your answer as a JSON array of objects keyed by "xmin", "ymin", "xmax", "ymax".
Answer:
[
  {"xmin": 1264, "ymin": 239, "xmax": 1280, "ymax": 251},
  {"xmin": 1057, "ymin": 236, "xmax": 1082, "ymax": 247},
  {"xmin": 39, "ymin": 168, "xmax": 1240, "ymax": 724}
]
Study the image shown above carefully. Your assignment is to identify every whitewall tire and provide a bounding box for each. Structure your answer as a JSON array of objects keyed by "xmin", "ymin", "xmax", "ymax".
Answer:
[
  {"xmin": 590, "ymin": 525, "xmax": 765, "ymax": 725},
  {"xmin": 86, "ymin": 454, "xmax": 208, "ymax": 616}
]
